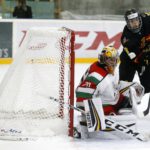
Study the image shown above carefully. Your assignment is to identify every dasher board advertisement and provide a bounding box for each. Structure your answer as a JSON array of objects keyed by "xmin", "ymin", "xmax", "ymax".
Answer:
[{"xmin": 0, "ymin": 22, "xmax": 12, "ymax": 64}]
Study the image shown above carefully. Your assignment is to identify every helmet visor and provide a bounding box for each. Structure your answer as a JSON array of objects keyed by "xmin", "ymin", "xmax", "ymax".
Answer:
[
  {"xmin": 126, "ymin": 12, "xmax": 142, "ymax": 33},
  {"xmin": 128, "ymin": 17, "xmax": 140, "ymax": 30}
]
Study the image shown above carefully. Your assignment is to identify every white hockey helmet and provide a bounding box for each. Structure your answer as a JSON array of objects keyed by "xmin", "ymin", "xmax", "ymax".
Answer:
[{"xmin": 124, "ymin": 8, "xmax": 142, "ymax": 33}]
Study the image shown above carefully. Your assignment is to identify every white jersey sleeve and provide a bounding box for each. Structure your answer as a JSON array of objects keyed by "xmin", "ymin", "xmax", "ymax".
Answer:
[{"xmin": 93, "ymin": 68, "xmax": 120, "ymax": 105}]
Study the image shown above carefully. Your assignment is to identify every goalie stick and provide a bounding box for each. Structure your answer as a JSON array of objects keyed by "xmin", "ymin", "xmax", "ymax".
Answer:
[
  {"xmin": 119, "ymin": 83, "xmax": 136, "ymax": 94},
  {"xmin": 143, "ymin": 94, "xmax": 150, "ymax": 116},
  {"xmin": 49, "ymin": 96, "xmax": 147, "ymax": 141}
]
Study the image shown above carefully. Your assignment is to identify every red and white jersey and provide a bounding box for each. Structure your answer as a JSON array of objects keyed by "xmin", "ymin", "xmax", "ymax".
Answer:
[{"xmin": 76, "ymin": 61, "xmax": 120, "ymax": 106}]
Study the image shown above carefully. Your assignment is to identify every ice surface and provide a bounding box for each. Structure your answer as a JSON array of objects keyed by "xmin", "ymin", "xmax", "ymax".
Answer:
[{"xmin": 0, "ymin": 64, "xmax": 150, "ymax": 150}]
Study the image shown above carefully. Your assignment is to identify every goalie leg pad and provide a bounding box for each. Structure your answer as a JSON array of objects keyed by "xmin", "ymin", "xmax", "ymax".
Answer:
[{"xmin": 83, "ymin": 98, "xmax": 106, "ymax": 132}]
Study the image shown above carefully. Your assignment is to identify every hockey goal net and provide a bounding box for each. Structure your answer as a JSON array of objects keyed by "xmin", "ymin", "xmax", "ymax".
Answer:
[{"xmin": 0, "ymin": 27, "xmax": 75, "ymax": 140}]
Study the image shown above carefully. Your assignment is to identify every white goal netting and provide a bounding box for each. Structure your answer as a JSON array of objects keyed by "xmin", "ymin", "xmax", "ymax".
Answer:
[{"xmin": 0, "ymin": 27, "xmax": 75, "ymax": 140}]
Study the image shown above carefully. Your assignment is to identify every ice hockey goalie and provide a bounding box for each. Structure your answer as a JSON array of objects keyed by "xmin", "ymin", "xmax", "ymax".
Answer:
[{"xmin": 74, "ymin": 46, "xmax": 146, "ymax": 139}]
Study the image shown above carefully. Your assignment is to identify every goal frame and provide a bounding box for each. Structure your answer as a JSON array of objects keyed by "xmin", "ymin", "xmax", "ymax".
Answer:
[{"xmin": 0, "ymin": 27, "xmax": 75, "ymax": 139}]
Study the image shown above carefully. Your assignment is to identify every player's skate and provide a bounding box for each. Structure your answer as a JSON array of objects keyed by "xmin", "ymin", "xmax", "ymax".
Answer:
[
  {"xmin": 73, "ymin": 127, "xmax": 81, "ymax": 139},
  {"xmin": 74, "ymin": 114, "xmax": 89, "ymax": 139}
]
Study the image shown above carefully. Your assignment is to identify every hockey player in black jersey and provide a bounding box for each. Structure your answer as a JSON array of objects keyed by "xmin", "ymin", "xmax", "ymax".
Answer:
[{"xmin": 119, "ymin": 8, "xmax": 150, "ymax": 93}]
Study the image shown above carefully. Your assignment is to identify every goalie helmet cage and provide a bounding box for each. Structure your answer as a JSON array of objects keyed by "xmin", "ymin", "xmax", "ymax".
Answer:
[{"xmin": 0, "ymin": 27, "xmax": 75, "ymax": 140}]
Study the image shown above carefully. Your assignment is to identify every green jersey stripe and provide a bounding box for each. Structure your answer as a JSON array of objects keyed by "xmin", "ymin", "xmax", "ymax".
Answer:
[
  {"xmin": 86, "ymin": 76, "xmax": 100, "ymax": 85},
  {"xmin": 76, "ymin": 92, "xmax": 93, "ymax": 99},
  {"xmin": 86, "ymin": 72, "xmax": 104, "ymax": 85}
]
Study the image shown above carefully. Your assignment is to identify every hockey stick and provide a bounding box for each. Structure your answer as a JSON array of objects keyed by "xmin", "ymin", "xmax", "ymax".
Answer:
[
  {"xmin": 119, "ymin": 83, "xmax": 136, "ymax": 94},
  {"xmin": 49, "ymin": 96, "xmax": 147, "ymax": 141},
  {"xmin": 143, "ymin": 94, "xmax": 150, "ymax": 116}
]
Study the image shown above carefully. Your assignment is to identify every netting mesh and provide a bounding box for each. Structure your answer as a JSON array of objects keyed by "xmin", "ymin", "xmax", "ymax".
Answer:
[{"xmin": 0, "ymin": 27, "xmax": 74, "ymax": 139}]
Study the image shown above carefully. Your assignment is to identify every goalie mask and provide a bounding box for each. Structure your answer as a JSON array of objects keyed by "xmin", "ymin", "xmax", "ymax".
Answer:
[
  {"xmin": 124, "ymin": 8, "xmax": 142, "ymax": 33},
  {"xmin": 98, "ymin": 46, "xmax": 119, "ymax": 74}
]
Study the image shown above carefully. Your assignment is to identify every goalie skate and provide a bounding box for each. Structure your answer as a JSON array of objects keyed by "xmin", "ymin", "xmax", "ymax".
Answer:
[{"xmin": 73, "ymin": 127, "xmax": 81, "ymax": 139}]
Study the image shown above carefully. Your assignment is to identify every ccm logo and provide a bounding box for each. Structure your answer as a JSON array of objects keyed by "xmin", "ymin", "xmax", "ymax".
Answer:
[
  {"xmin": 86, "ymin": 111, "xmax": 93, "ymax": 128},
  {"xmin": 74, "ymin": 31, "xmax": 122, "ymax": 50},
  {"xmin": 20, "ymin": 30, "xmax": 122, "ymax": 50},
  {"xmin": 105, "ymin": 119, "xmax": 139, "ymax": 137}
]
